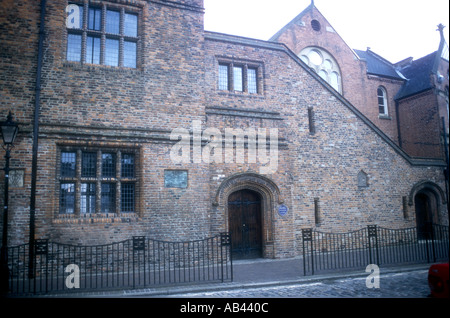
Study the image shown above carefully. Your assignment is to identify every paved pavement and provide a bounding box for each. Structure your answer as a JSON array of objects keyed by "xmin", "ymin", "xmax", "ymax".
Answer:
[
  {"xmin": 164, "ymin": 267, "xmax": 431, "ymax": 298},
  {"xmin": 118, "ymin": 258, "xmax": 433, "ymax": 298},
  {"xmin": 6, "ymin": 258, "xmax": 446, "ymax": 317},
  {"xmin": 21, "ymin": 257, "xmax": 439, "ymax": 299}
]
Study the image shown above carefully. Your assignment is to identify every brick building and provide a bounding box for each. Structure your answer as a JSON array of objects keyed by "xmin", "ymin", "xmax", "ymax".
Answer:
[{"xmin": 0, "ymin": 0, "xmax": 448, "ymax": 259}]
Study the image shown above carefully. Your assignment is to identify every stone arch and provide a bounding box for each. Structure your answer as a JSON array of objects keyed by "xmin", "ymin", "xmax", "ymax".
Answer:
[
  {"xmin": 408, "ymin": 181, "xmax": 447, "ymax": 236},
  {"xmin": 212, "ymin": 172, "xmax": 282, "ymax": 258},
  {"xmin": 408, "ymin": 180, "xmax": 446, "ymax": 206}
]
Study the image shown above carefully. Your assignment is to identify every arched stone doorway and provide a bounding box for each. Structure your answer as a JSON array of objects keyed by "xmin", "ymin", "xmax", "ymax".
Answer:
[
  {"xmin": 409, "ymin": 181, "xmax": 446, "ymax": 239},
  {"xmin": 212, "ymin": 172, "xmax": 282, "ymax": 259},
  {"xmin": 228, "ymin": 189, "xmax": 262, "ymax": 259},
  {"xmin": 414, "ymin": 190, "xmax": 439, "ymax": 239}
]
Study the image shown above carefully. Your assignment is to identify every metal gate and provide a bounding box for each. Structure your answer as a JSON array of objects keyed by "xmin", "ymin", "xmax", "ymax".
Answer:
[
  {"xmin": 302, "ymin": 224, "xmax": 449, "ymax": 275},
  {"xmin": 6, "ymin": 233, "xmax": 232, "ymax": 295}
]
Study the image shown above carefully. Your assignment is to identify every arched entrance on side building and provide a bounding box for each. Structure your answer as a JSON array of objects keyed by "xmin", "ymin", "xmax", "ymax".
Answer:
[{"xmin": 409, "ymin": 181, "xmax": 446, "ymax": 239}]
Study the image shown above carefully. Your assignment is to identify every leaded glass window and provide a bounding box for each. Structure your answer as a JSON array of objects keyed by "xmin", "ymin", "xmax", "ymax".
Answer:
[
  {"xmin": 248, "ymin": 68, "xmax": 258, "ymax": 94},
  {"xmin": 86, "ymin": 36, "xmax": 101, "ymax": 64},
  {"xmin": 102, "ymin": 153, "xmax": 116, "ymax": 178},
  {"xmin": 59, "ymin": 148, "xmax": 138, "ymax": 215},
  {"xmin": 67, "ymin": 34, "xmax": 82, "ymax": 62},
  {"xmin": 61, "ymin": 152, "xmax": 76, "ymax": 178},
  {"xmin": 101, "ymin": 183, "xmax": 116, "ymax": 213},
  {"xmin": 66, "ymin": 3, "xmax": 139, "ymax": 68},
  {"xmin": 121, "ymin": 153, "xmax": 135, "ymax": 178},
  {"xmin": 233, "ymin": 66, "xmax": 243, "ymax": 92},
  {"xmin": 81, "ymin": 152, "xmax": 96, "ymax": 178},
  {"xmin": 219, "ymin": 64, "xmax": 229, "ymax": 91},
  {"xmin": 60, "ymin": 183, "xmax": 75, "ymax": 214},
  {"xmin": 81, "ymin": 183, "xmax": 96, "ymax": 214},
  {"xmin": 121, "ymin": 183, "xmax": 135, "ymax": 212},
  {"xmin": 218, "ymin": 61, "xmax": 261, "ymax": 94}
]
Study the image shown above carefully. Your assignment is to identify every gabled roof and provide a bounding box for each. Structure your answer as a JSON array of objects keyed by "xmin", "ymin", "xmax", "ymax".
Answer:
[
  {"xmin": 354, "ymin": 49, "xmax": 405, "ymax": 81},
  {"xmin": 204, "ymin": 31, "xmax": 445, "ymax": 167},
  {"xmin": 268, "ymin": 2, "xmax": 314, "ymax": 42},
  {"xmin": 395, "ymin": 52, "xmax": 437, "ymax": 100},
  {"xmin": 268, "ymin": 1, "xmax": 359, "ymax": 59}
]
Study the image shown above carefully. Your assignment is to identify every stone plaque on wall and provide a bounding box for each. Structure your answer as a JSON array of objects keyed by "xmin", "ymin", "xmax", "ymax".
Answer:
[
  {"xmin": 164, "ymin": 170, "xmax": 188, "ymax": 188},
  {"xmin": 9, "ymin": 169, "xmax": 24, "ymax": 188}
]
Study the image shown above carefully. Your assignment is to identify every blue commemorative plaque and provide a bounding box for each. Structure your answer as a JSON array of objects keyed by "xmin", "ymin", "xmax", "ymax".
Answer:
[{"xmin": 278, "ymin": 204, "xmax": 288, "ymax": 216}]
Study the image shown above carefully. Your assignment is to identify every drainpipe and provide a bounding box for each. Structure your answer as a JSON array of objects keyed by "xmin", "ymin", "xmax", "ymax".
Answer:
[
  {"xmin": 395, "ymin": 100, "xmax": 402, "ymax": 148},
  {"xmin": 442, "ymin": 117, "xmax": 449, "ymax": 211},
  {"xmin": 28, "ymin": 0, "xmax": 46, "ymax": 279}
]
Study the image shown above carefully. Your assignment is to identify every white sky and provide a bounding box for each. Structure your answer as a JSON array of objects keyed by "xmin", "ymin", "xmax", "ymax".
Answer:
[{"xmin": 204, "ymin": 0, "xmax": 449, "ymax": 63}]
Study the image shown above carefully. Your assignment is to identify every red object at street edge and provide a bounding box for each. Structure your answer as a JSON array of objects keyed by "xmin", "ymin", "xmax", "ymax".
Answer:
[{"xmin": 428, "ymin": 263, "xmax": 449, "ymax": 298}]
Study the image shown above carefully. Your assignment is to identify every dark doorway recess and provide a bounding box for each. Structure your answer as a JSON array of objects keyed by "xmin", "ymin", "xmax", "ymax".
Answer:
[
  {"xmin": 414, "ymin": 191, "xmax": 438, "ymax": 239},
  {"xmin": 228, "ymin": 190, "xmax": 263, "ymax": 259}
]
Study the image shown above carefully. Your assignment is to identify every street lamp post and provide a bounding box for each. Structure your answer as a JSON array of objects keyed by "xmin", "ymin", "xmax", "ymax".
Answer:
[{"xmin": 0, "ymin": 112, "xmax": 19, "ymax": 294}]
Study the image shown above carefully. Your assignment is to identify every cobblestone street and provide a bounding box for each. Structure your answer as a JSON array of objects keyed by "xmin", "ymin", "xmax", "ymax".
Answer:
[{"xmin": 164, "ymin": 269, "xmax": 431, "ymax": 298}]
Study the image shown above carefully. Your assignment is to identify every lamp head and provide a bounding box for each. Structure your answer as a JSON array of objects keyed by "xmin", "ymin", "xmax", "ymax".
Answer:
[{"xmin": 1, "ymin": 112, "xmax": 19, "ymax": 146}]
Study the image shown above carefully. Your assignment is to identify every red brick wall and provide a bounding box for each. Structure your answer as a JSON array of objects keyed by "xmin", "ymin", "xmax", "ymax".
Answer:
[
  {"xmin": 0, "ymin": 1, "xmax": 447, "ymax": 259},
  {"xmin": 398, "ymin": 91, "xmax": 443, "ymax": 158},
  {"xmin": 271, "ymin": 6, "xmax": 404, "ymax": 144}
]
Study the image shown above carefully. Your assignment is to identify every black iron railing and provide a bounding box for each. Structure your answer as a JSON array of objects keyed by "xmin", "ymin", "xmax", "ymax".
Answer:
[
  {"xmin": 7, "ymin": 233, "xmax": 232, "ymax": 295},
  {"xmin": 302, "ymin": 224, "xmax": 449, "ymax": 275}
]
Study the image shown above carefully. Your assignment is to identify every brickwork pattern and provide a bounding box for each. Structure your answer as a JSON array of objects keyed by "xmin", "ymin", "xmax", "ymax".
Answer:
[{"xmin": 0, "ymin": 0, "xmax": 447, "ymax": 260}]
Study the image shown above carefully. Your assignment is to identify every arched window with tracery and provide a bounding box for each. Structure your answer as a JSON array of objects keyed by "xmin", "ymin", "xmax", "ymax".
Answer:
[{"xmin": 299, "ymin": 47, "xmax": 342, "ymax": 93}]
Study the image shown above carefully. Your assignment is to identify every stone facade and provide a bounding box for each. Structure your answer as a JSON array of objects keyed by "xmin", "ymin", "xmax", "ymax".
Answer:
[{"xmin": 0, "ymin": 0, "xmax": 448, "ymax": 259}]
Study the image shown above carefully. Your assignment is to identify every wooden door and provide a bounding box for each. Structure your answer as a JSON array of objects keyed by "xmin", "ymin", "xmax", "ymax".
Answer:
[
  {"xmin": 414, "ymin": 193, "xmax": 433, "ymax": 239},
  {"xmin": 228, "ymin": 190, "xmax": 262, "ymax": 259}
]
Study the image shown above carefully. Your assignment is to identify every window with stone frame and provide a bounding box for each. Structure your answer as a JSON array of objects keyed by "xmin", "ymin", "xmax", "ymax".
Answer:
[
  {"xmin": 377, "ymin": 86, "xmax": 389, "ymax": 116},
  {"xmin": 66, "ymin": 1, "xmax": 139, "ymax": 68},
  {"xmin": 58, "ymin": 147, "xmax": 139, "ymax": 215},
  {"xmin": 218, "ymin": 60, "xmax": 261, "ymax": 94}
]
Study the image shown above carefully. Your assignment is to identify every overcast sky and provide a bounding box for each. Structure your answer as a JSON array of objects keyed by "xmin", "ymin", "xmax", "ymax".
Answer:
[{"xmin": 204, "ymin": 0, "xmax": 449, "ymax": 63}]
